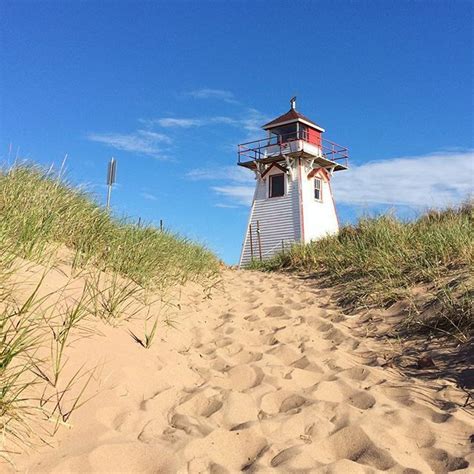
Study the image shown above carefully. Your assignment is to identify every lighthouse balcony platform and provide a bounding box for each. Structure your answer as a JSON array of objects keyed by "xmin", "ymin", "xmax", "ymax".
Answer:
[{"xmin": 237, "ymin": 132, "xmax": 349, "ymax": 172}]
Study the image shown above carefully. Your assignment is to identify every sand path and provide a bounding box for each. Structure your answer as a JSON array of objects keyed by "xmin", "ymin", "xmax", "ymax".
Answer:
[{"xmin": 8, "ymin": 269, "xmax": 473, "ymax": 473}]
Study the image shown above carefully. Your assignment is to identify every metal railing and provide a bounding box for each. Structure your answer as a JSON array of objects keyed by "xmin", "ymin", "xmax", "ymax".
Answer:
[{"xmin": 237, "ymin": 130, "xmax": 349, "ymax": 167}]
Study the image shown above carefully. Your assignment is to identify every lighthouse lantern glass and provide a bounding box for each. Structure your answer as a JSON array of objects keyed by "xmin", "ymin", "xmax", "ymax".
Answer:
[{"xmin": 270, "ymin": 124, "xmax": 298, "ymax": 143}]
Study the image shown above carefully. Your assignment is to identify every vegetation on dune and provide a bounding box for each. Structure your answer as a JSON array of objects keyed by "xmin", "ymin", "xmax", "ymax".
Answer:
[
  {"xmin": 249, "ymin": 203, "xmax": 473, "ymax": 341},
  {"xmin": 0, "ymin": 163, "xmax": 220, "ymax": 460},
  {"xmin": 0, "ymin": 164, "xmax": 219, "ymax": 288}
]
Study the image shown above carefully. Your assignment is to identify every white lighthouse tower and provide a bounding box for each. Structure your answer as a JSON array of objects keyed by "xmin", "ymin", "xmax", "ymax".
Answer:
[{"xmin": 238, "ymin": 98, "xmax": 349, "ymax": 266}]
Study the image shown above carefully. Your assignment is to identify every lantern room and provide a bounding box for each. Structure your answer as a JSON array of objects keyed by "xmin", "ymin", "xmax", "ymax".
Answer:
[
  {"xmin": 237, "ymin": 98, "xmax": 348, "ymax": 172},
  {"xmin": 262, "ymin": 96, "xmax": 324, "ymax": 148}
]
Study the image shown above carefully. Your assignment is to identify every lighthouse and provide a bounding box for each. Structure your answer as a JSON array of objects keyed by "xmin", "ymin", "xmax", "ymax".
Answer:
[{"xmin": 238, "ymin": 98, "xmax": 349, "ymax": 266}]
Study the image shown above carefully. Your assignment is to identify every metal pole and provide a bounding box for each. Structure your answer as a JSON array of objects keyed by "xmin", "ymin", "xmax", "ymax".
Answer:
[
  {"xmin": 106, "ymin": 157, "xmax": 116, "ymax": 210},
  {"xmin": 106, "ymin": 184, "xmax": 112, "ymax": 210},
  {"xmin": 249, "ymin": 224, "xmax": 254, "ymax": 260},
  {"xmin": 256, "ymin": 220, "xmax": 262, "ymax": 262},
  {"xmin": 160, "ymin": 219, "xmax": 163, "ymax": 231}
]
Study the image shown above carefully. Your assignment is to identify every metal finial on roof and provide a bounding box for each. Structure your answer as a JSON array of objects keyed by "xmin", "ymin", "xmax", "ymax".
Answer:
[{"xmin": 290, "ymin": 96, "xmax": 296, "ymax": 110}]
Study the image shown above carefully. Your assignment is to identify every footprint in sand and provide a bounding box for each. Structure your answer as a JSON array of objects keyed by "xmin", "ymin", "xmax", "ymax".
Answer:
[
  {"xmin": 174, "ymin": 388, "xmax": 223, "ymax": 418},
  {"xmin": 183, "ymin": 428, "xmax": 268, "ymax": 472},
  {"xmin": 321, "ymin": 327, "xmax": 346, "ymax": 345},
  {"xmin": 340, "ymin": 366, "xmax": 371, "ymax": 382},
  {"xmin": 404, "ymin": 417, "xmax": 436, "ymax": 448},
  {"xmin": 214, "ymin": 337, "xmax": 233, "ymax": 348},
  {"xmin": 86, "ymin": 442, "xmax": 178, "ymax": 473},
  {"xmin": 260, "ymin": 390, "xmax": 308, "ymax": 415},
  {"xmin": 218, "ymin": 312, "xmax": 234, "ymax": 321},
  {"xmin": 346, "ymin": 390, "xmax": 376, "ymax": 410},
  {"xmin": 219, "ymin": 391, "xmax": 259, "ymax": 428},
  {"xmin": 216, "ymin": 341, "xmax": 243, "ymax": 357},
  {"xmin": 266, "ymin": 344, "xmax": 302, "ymax": 365},
  {"xmin": 227, "ymin": 365, "xmax": 264, "ymax": 391},
  {"xmin": 263, "ymin": 305, "xmax": 290, "ymax": 319},
  {"xmin": 380, "ymin": 385, "xmax": 415, "ymax": 407},
  {"xmin": 311, "ymin": 379, "xmax": 349, "ymax": 403},
  {"xmin": 286, "ymin": 367, "xmax": 324, "ymax": 388},
  {"xmin": 105, "ymin": 409, "xmax": 146, "ymax": 433},
  {"xmin": 230, "ymin": 349, "xmax": 263, "ymax": 364},
  {"xmin": 244, "ymin": 314, "xmax": 260, "ymax": 321},
  {"xmin": 310, "ymin": 425, "xmax": 398, "ymax": 471},
  {"xmin": 420, "ymin": 447, "xmax": 469, "ymax": 472}
]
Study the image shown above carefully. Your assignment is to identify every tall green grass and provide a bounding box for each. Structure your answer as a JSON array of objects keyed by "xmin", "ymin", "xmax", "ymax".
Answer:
[
  {"xmin": 0, "ymin": 164, "xmax": 219, "ymax": 288},
  {"xmin": 250, "ymin": 203, "xmax": 473, "ymax": 340}
]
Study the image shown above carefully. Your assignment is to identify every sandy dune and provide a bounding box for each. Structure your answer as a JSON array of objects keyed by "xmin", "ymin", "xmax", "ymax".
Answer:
[{"xmin": 5, "ymin": 268, "xmax": 473, "ymax": 473}]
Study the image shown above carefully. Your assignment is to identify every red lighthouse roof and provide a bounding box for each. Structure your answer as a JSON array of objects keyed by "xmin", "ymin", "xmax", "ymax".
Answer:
[{"xmin": 262, "ymin": 99, "xmax": 325, "ymax": 132}]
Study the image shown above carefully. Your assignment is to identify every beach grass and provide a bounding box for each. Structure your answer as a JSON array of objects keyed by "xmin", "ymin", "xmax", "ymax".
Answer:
[
  {"xmin": 248, "ymin": 202, "xmax": 473, "ymax": 340},
  {"xmin": 0, "ymin": 164, "xmax": 219, "ymax": 288}
]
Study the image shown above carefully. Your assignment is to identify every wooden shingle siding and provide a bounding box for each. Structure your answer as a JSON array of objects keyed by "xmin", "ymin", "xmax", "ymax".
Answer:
[{"xmin": 240, "ymin": 175, "xmax": 300, "ymax": 266}]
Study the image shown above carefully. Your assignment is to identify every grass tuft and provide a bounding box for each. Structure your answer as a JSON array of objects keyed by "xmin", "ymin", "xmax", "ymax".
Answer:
[
  {"xmin": 0, "ymin": 164, "xmax": 219, "ymax": 288},
  {"xmin": 252, "ymin": 202, "xmax": 473, "ymax": 340}
]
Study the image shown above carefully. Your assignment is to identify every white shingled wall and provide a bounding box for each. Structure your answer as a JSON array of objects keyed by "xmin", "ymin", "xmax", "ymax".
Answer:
[
  {"xmin": 239, "ymin": 165, "xmax": 300, "ymax": 266},
  {"xmin": 300, "ymin": 169, "xmax": 339, "ymax": 243}
]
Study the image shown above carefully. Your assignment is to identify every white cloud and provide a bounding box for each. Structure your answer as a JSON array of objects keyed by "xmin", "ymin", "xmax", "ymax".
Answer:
[
  {"xmin": 153, "ymin": 118, "xmax": 204, "ymax": 128},
  {"xmin": 212, "ymin": 185, "xmax": 255, "ymax": 206},
  {"xmin": 143, "ymin": 109, "xmax": 269, "ymax": 148},
  {"xmin": 211, "ymin": 116, "xmax": 238, "ymax": 125},
  {"xmin": 333, "ymin": 150, "xmax": 474, "ymax": 208},
  {"xmin": 240, "ymin": 108, "xmax": 269, "ymax": 135},
  {"xmin": 186, "ymin": 88, "xmax": 238, "ymax": 104},
  {"xmin": 140, "ymin": 192, "xmax": 158, "ymax": 201},
  {"xmin": 214, "ymin": 203, "xmax": 239, "ymax": 209},
  {"xmin": 187, "ymin": 165, "xmax": 253, "ymax": 183},
  {"xmin": 87, "ymin": 129, "xmax": 171, "ymax": 158},
  {"xmin": 187, "ymin": 165, "xmax": 255, "ymax": 206},
  {"xmin": 143, "ymin": 116, "xmax": 239, "ymax": 129}
]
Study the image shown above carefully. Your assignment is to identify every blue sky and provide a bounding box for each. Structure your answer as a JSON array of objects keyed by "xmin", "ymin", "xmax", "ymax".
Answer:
[{"xmin": 1, "ymin": 1, "xmax": 473, "ymax": 263}]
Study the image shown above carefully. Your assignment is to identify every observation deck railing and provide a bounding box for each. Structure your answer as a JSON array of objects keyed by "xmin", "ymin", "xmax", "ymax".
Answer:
[{"xmin": 237, "ymin": 130, "xmax": 349, "ymax": 169}]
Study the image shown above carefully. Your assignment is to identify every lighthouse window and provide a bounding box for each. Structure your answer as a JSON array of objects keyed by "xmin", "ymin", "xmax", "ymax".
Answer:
[
  {"xmin": 269, "ymin": 174, "xmax": 285, "ymax": 198},
  {"xmin": 314, "ymin": 177, "xmax": 322, "ymax": 201}
]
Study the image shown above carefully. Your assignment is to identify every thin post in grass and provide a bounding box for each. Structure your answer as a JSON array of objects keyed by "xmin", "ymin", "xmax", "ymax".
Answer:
[
  {"xmin": 256, "ymin": 220, "xmax": 262, "ymax": 262},
  {"xmin": 160, "ymin": 219, "xmax": 163, "ymax": 231},
  {"xmin": 249, "ymin": 224, "xmax": 254, "ymax": 260}
]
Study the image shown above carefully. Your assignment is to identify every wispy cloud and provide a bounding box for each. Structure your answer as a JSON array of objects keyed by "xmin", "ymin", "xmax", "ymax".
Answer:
[
  {"xmin": 186, "ymin": 88, "xmax": 238, "ymax": 104},
  {"xmin": 239, "ymin": 108, "xmax": 269, "ymax": 134},
  {"xmin": 214, "ymin": 203, "xmax": 239, "ymax": 209},
  {"xmin": 187, "ymin": 165, "xmax": 252, "ymax": 183},
  {"xmin": 87, "ymin": 130, "xmax": 171, "ymax": 159},
  {"xmin": 333, "ymin": 150, "xmax": 473, "ymax": 208},
  {"xmin": 187, "ymin": 165, "xmax": 255, "ymax": 206},
  {"xmin": 144, "ymin": 109, "xmax": 269, "ymax": 142},
  {"xmin": 152, "ymin": 118, "xmax": 204, "ymax": 128},
  {"xmin": 211, "ymin": 185, "xmax": 255, "ymax": 206},
  {"xmin": 140, "ymin": 192, "xmax": 158, "ymax": 201}
]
